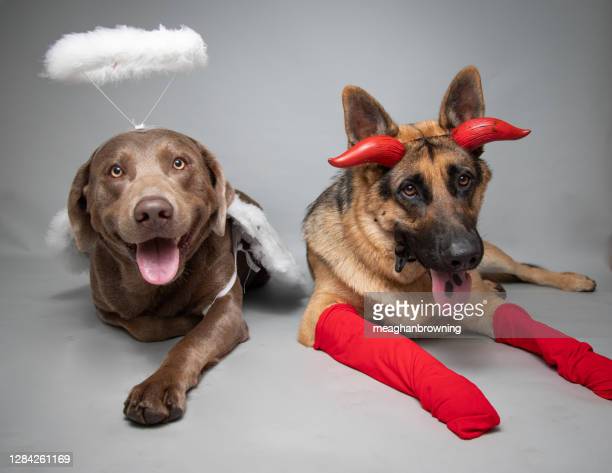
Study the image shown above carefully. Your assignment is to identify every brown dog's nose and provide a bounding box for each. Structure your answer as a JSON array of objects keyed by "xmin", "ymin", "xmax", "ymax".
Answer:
[{"xmin": 134, "ymin": 197, "xmax": 174, "ymax": 226}]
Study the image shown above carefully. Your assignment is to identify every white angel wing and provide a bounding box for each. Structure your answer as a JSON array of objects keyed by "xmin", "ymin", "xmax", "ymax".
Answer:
[{"xmin": 227, "ymin": 195, "xmax": 308, "ymax": 294}]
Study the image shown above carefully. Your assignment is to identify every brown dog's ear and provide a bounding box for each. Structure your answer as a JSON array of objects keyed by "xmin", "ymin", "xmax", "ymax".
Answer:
[
  {"xmin": 439, "ymin": 66, "xmax": 485, "ymax": 129},
  {"xmin": 342, "ymin": 85, "xmax": 399, "ymax": 146},
  {"xmin": 202, "ymin": 151, "xmax": 234, "ymax": 237},
  {"xmin": 67, "ymin": 156, "xmax": 97, "ymax": 253}
]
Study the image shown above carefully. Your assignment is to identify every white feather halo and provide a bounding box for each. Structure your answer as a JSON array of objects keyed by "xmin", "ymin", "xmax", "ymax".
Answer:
[{"xmin": 43, "ymin": 25, "xmax": 207, "ymax": 85}]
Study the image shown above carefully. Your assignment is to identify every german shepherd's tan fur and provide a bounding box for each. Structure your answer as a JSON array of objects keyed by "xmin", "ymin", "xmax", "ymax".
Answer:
[{"xmin": 298, "ymin": 66, "xmax": 595, "ymax": 347}]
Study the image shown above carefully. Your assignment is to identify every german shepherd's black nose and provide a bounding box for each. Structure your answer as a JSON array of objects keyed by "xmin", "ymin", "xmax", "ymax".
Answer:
[
  {"xmin": 134, "ymin": 197, "xmax": 174, "ymax": 227},
  {"xmin": 440, "ymin": 232, "xmax": 483, "ymax": 272}
]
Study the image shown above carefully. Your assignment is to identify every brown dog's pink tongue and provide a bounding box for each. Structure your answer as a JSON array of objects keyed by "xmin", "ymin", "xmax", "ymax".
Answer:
[
  {"xmin": 430, "ymin": 270, "xmax": 471, "ymax": 304},
  {"xmin": 136, "ymin": 238, "xmax": 180, "ymax": 285}
]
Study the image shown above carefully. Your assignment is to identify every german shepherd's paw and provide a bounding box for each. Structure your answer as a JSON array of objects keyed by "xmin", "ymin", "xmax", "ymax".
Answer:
[
  {"xmin": 559, "ymin": 272, "xmax": 597, "ymax": 292},
  {"xmin": 123, "ymin": 371, "xmax": 187, "ymax": 425},
  {"xmin": 483, "ymin": 279, "xmax": 507, "ymax": 299}
]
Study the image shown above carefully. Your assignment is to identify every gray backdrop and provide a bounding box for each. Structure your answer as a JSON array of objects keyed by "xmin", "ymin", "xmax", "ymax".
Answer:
[
  {"xmin": 1, "ymin": 0, "xmax": 611, "ymax": 269},
  {"xmin": 1, "ymin": 1, "xmax": 611, "ymax": 473}
]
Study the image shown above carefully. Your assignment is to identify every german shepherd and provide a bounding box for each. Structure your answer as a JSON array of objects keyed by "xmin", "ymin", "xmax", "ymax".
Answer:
[{"xmin": 298, "ymin": 66, "xmax": 596, "ymax": 346}]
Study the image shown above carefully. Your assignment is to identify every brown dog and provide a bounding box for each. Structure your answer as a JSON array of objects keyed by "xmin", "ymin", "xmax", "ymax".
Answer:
[
  {"xmin": 63, "ymin": 128, "xmax": 271, "ymax": 425},
  {"xmin": 299, "ymin": 66, "xmax": 596, "ymax": 346}
]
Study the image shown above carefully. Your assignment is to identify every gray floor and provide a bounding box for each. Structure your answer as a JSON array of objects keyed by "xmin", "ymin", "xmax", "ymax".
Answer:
[{"xmin": 0, "ymin": 249, "xmax": 611, "ymax": 473}]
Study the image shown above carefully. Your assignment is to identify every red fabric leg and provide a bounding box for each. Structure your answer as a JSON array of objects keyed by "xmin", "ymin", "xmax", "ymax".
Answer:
[
  {"xmin": 494, "ymin": 303, "xmax": 612, "ymax": 400},
  {"xmin": 314, "ymin": 303, "xmax": 500, "ymax": 439}
]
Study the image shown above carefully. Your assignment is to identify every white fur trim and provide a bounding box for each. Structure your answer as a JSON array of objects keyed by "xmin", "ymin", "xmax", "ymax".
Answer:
[
  {"xmin": 43, "ymin": 25, "xmax": 207, "ymax": 85},
  {"xmin": 45, "ymin": 209, "xmax": 89, "ymax": 273},
  {"xmin": 228, "ymin": 196, "xmax": 308, "ymax": 294}
]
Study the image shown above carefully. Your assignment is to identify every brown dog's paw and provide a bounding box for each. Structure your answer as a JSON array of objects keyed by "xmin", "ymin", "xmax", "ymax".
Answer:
[
  {"xmin": 559, "ymin": 272, "xmax": 597, "ymax": 292},
  {"xmin": 123, "ymin": 374, "xmax": 186, "ymax": 425}
]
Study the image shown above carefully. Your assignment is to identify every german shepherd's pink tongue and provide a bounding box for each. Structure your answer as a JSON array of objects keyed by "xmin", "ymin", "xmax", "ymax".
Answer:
[
  {"xmin": 430, "ymin": 270, "xmax": 471, "ymax": 304},
  {"xmin": 136, "ymin": 238, "xmax": 180, "ymax": 285}
]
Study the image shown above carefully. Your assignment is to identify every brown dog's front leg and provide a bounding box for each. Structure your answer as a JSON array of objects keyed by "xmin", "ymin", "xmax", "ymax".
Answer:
[{"xmin": 123, "ymin": 280, "xmax": 247, "ymax": 425}]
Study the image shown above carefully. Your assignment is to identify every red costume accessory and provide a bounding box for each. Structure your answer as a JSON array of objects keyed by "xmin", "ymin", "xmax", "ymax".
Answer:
[
  {"xmin": 451, "ymin": 117, "xmax": 530, "ymax": 150},
  {"xmin": 327, "ymin": 135, "xmax": 406, "ymax": 168},
  {"xmin": 494, "ymin": 303, "xmax": 612, "ymax": 400},
  {"xmin": 328, "ymin": 117, "xmax": 530, "ymax": 168},
  {"xmin": 314, "ymin": 303, "xmax": 500, "ymax": 440}
]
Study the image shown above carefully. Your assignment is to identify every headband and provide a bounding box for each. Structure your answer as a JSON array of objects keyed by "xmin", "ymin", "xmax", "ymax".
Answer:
[{"xmin": 328, "ymin": 117, "xmax": 530, "ymax": 168}]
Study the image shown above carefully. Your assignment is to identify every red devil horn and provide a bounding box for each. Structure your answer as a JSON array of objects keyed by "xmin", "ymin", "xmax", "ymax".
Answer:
[
  {"xmin": 451, "ymin": 117, "xmax": 531, "ymax": 150},
  {"xmin": 328, "ymin": 135, "xmax": 405, "ymax": 168}
]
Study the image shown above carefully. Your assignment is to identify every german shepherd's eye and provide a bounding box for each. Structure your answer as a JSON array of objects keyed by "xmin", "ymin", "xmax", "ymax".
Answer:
[
  {"xmin": 173, "ymin": 158, "xmax": 187, "ymax": 170},
  {"xmin": 110, "ymin": 164, "xmax": 124, "ymax": 178},
  {"xmin": 400, "ymin": 183, "xmax": 419, "ymax": 199},
  {"xmin": 457, "ymin": 173, "xmax": 472, "ymax": 189}
]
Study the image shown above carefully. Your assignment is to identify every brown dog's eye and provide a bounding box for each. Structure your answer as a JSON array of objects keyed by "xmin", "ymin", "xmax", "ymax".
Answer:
[
  {"xmin": 110, "ymin": 164, "xmax": 123, "ymax": 178},
  {"xmin": 457, "ymin": 174, "xmax": 471, "ymax": 188},
  {"xmin": 401, "ymin": 184, "xmax": 418, "ymax": 198},
  {"xmin": 173, "ymin": 158, "xmax": 186, "ymax": 170}
]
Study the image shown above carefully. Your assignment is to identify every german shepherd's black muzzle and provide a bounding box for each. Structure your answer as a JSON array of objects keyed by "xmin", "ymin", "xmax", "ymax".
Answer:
[{"xmin": 395, "ymin": 224, "xmax": 484, "ymax": 274}]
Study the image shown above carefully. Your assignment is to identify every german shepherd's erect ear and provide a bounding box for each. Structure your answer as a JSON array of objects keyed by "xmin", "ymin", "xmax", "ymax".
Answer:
[
  {"xmin": 342, "ymin": 86, "xmax": 399, "ymax": 146},
  {"xmin": 438, "ymin": 66, "xmax": 485, "ymax": 129}
]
